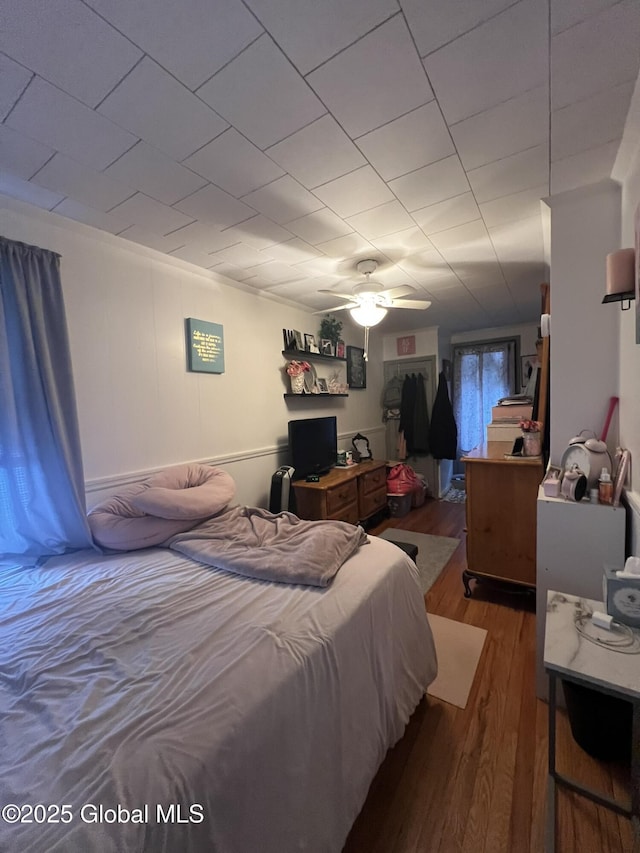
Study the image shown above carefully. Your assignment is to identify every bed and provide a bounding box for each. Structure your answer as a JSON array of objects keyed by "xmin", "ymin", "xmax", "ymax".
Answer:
[{"xmin": 0, "ymin": 474, "xmax": 437, "ymax": 853}]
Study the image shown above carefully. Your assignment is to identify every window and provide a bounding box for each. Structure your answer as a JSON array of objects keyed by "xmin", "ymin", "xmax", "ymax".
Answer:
[{"xmin": 452, "ymin": 339, "xmax": 518, "ymax": 455}]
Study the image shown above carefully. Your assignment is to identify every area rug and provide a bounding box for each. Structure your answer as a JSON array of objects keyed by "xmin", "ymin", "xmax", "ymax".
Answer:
[
  {"xmin": 426, "ymin": 615, "xmax": 487, "ymax": 709},
  {"xmin": 379, "ymin": 529, "xmax": 459, "ymax": 594}
]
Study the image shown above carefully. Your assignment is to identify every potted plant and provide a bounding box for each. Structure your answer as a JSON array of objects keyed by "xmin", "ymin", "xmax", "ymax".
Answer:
[
  {"xmin": 285, "ymin": 359, "xmax": 310, "ymax": 394},
  {"xmin": 318, "ymin": 315, "xmax": 343, "ymax": 349}
]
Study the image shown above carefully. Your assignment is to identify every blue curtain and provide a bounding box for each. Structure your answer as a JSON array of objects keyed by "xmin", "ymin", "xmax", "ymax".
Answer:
[{"xmin": 0, "ymin": 236, "xmax": 93, "ymax": 559}]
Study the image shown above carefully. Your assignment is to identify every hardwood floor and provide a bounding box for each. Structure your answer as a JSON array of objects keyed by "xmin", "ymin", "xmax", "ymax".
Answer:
[{"xmin": 343, "ymin": 498, "xmax": 633, "ymax": 853}]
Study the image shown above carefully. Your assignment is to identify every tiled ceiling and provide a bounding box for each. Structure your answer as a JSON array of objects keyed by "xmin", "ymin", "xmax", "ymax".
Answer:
[{"xmin": 2, "ymin": 0, "xmax": 639, "ymax": 335}]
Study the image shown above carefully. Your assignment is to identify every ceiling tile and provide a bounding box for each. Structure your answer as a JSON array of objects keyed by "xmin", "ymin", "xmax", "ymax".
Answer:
[
  {"xmin": 401, "ymin": 0, "xmax": 515, "ymax": 57},
  {"xmin": 369, "ymin": 227, "xmax": 434, "ymax": 261},
  {"xmin": 168, "ymin": 245, "xmax": 218, "ymax": 268},
  {"xmin": 551, "ymin": 0, "xmax": 640, "ymax": 109},
  {"xmin": 262, "ymin": 237, "xmax": 321, "ymax": 265},
  {"xmin": 116, "ymin": 224, "xmax": 186, "ymax": 252},
  {"xmin": 287, "ymin": 207, "xmax": 353, "ymax": 244},
  {"xmin": 240, "ymin": 175, "xmax": 323, "ymax": 224},
  {"xmin": 54, "ymin": 199, "xmax": 132, "ymax": 234},
  {"xmin": 99, "ymin": 58, "xmax": 228, "ymax": 161},
  {"xmin": 226, "ymin": 214, "xmax": 293, "ymax": 250},
  {"xmin": 84, "ymin": 0, "xmax": 262, "ymax": 90},
  {"xmin": 312, "ymin": 166, "xmax": 394, "ymax": 218},
  {"xmin": 429, "ymin": 220, "xmax": 498, "ymax": 266},
  {"xmin": 453, "ymin": 262, "xmax": 506, "ymax": 289},
  {"xmin": 479, "ymin": 184, "xmax": 549, "ymax": 228},
  {"xmin": 6, "ymin": 77, "xmax": 137, "ymax": 170},
  {"xmin": 488, "ymin": 216, "xmax": 544, "ymax": 264},
  {"xmin": 209, "ymin": 262, "xmax": 256, "ymax": 282},
  {"xmin": 104, "ymin": 141, "xmax": 207, "ymax": 205},
  {"xmin": 0, "ymin": 54, "xmax": 32, "ymax": 121},
  {"xmin": 315, "ymin": 232, "xmax": 377, "ymax": 259},
  {"xmin": 355, "ymin": 101, "xmax": 453, "ymax": 181},
  {"xmin": 423, "ymin": 0, "xmax": 548, "ymax": 124},
  {"xmin": 0, "ymin": 171, "xmax": 64, "ymax": 209},
  {"xmin": 183, "ymin": 129, "xmax": 284, "ymax": 197},
  {"xmin": 292, "ymin": 256, "xmax": 341, "ymax": 277},
  {"xmin": 551, "ymin": 81, "xmax": 634, "ymax": 162},
  {"xmin": 307, "ymin": 15, "xmax": 433, "ymax": 138},
  {"xmin": 1, "ymin": 0, "xmax": 141, "ymax": 107},
  {"xmin": 550, "ymin": 0, "xmax": 619, "ymax": 35},
  {"xmin": 266, "ymin": 115, "xmax": 366, "ymax": 190},
  {"xmin": 451, "ymin": 86, "xmax": 548, "ymax": 171},
  {"xmin": 550, "ymin": 140, "xmax": 619, "ymax": 195},
  {"xmin": 243, "ymin": 0, "xmax": 397, "ymax": 75},
  {"xmin": 175, "ymin": 184, "xmax": 255, "ymax": 228},
  {"xmin": 346, "ymin": 200, "xmax": 415, "ymax": 239},
  {"xmin": 389, "ymin": 155, "xmax": 469, "ymax": 211},
  {"xmin": 32, "ymin": 153, "xmax": 132, "ymax": 211},
  {"xmin": 244, "ymin": 259, "xmax": 301, "ymax": 283},
  {"xmin": 467, "ymin": 145, "xmax": 549, "ymax": 203},
  {"xmin": 162, "ymin": 221, "xmax": 239, "ymax": 252},
  {"xmin": 209, "ymin": 242, "xmax": 270, "ymax": 268},
  {"xmin": 108, "ymin": 192, "xmax": 194, "ymax": 234},
  {"xmin": 0, "ymin": 125, "xmax": 53, "ymax": 179},
  {"xmin": 413, "ymin": 192, "xmax": 480, "ymax": 235},
  {"xmin": 197, "ymin": 34, "xmax": 325, "ymax": 150}
]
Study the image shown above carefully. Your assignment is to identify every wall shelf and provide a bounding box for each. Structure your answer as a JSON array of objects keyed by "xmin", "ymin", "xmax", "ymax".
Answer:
[
  {"xmin": 283, "ymin": 393, "xmax": 348, "ymax": 399},
  {"xmin": 282, "ymin": 349, "xmax": 346, "ymax": 363}
]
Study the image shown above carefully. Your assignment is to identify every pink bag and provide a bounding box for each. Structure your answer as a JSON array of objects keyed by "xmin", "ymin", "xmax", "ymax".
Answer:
[{"xmin": 387, "ymin": 463, "xmax": 419, "ymax": 495}]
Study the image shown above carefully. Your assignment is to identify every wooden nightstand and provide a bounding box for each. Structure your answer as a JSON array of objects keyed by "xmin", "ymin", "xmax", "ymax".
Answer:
[{"xmin": 292, "ymin": 460, "xmax": 387, "ymax": 525}]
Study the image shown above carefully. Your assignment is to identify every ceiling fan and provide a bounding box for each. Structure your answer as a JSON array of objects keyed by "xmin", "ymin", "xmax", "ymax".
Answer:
[{"xmin": 315, "ymin": 259, "xmax": 432, "ymax": 328}]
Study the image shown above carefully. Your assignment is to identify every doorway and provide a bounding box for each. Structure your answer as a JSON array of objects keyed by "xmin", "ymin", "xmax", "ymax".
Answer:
[{"xmin": 383, "ymin": 356, "xmax": 438, "ymax": 498}]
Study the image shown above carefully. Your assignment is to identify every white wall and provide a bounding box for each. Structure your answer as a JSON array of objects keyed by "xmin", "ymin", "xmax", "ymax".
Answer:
[
  {"xmin": 382, "ymin": 325, "xmax": 439, "ymax": 362},
  {"xmin": 617, "ymin": 106, "xmax": 640, "ymax": 550},
  {"xmin": 0, "ymin": 197, "xmax": 385, "ymax": 509},
  {"xmin": 547, "ymin": 180, "xmax": 621, "ymax": 465}
]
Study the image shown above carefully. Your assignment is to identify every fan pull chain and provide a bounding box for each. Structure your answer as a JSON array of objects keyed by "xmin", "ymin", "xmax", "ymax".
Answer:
[{"xmin": 363, "ymin": 325, "xmax": 370, "ymax": 361}]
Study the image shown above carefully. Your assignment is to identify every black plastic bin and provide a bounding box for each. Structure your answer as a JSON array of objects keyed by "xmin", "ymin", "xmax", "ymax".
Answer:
[{"xmin": 562, "ymin": 679, "xmax": 632, "ymax": 763}]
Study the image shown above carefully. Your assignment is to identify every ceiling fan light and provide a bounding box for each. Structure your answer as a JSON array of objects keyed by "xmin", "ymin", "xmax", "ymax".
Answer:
[{"xmin": 350, "ymin": 304, "xmax": 387, "ymax": 327}]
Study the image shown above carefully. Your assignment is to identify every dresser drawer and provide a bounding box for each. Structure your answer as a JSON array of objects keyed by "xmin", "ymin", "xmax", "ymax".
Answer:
[
  {"xmin": 359, "ymin": 466, "xmax": 387, "ymax": 496},
  {"xmin": 332, "ymin": 502, "xmax": 360, "ymax": 525},
  {"xmin": 359, "ymin": 487, "xmax": 387, "ymax": 520},
  {"xmin": 326, "ymin": 479, "xmax": 357, "ymax": 515}
]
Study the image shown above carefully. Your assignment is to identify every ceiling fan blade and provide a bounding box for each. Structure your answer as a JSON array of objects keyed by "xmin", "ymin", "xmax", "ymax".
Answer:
[
  {"xmin": 379, "ymin": 285, "xmax": 415, "ymax": 300},
  {"xmin": 317, "ymin": 290, "xmax": 355, "ymax": 301},
  {"xmin": 312, "ymin": 303, "xmax": 352, "ymax": 314},
  {"xmin": 391, "ymin": 299, "xmax": 432, "ymax": 310}
]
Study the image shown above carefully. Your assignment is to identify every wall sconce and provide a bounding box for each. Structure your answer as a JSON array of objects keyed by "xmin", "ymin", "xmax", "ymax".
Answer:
[{"xmin": 602, "ymin": 248, "xmax": 636, "ymax": 310}]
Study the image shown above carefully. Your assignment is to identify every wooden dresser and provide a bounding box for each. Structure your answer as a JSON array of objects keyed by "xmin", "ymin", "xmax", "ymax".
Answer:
[
  {"xmin": 292, "ymin": 459, "xmax": 387, "ymax": 525},
  {"xmin": 462, "ymin": 442, "xmax": 543, "ymax": 596}
]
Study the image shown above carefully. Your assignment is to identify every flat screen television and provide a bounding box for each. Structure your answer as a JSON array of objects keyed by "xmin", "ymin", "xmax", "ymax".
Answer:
[{"xmin": 288, "ymin": 416, "xmax": 337, "ymax": 480}]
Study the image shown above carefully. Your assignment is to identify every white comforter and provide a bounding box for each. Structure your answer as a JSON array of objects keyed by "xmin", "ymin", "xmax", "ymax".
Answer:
[{"xmin": 0, "ymin": 536, "xmax": 436, "ymax": 853}]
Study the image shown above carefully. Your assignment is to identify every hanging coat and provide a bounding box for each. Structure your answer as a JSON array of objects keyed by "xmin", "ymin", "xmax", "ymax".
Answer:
[
  {"xmin": 429, "ymin": 371, "xmax": 458, "ymax": 460},
  {"xmin": 411, "ymin": 373, "xmax": 430, "ymax": 454},
  {"xmin": 399, "ymin": 374, "xmax": 417, "ymax": 454}
]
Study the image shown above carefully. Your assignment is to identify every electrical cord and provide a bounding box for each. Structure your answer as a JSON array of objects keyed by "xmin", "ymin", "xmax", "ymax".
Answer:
[{"xmin": 573, "ymin": 610, "xmax": 640, "ymax": 654}]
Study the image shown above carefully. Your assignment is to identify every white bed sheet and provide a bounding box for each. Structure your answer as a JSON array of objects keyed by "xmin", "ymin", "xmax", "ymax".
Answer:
[{"xmin": 0, "ymin": 536, "xmax": 436, "ymax": 853}]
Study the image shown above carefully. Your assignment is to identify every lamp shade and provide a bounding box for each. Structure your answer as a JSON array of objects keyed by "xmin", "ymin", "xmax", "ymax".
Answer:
[{"xmin": 349, "ymin": 304, "xmax": 387, "ymax": 327}]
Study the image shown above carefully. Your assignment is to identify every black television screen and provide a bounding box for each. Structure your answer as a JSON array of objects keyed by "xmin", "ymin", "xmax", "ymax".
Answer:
[{"xmin": 288, "ymin": 416, "xmax": 337, "ymax": 479}]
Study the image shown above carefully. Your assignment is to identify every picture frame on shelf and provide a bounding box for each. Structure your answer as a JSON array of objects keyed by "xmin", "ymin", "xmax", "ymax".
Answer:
[
  {"xmin": 316, "ymin": 377, "xmax": 329, "ymax": 393},
  {"xmin": 305, "ymin": 333, "xmax": 319, "ymax": 353},
  {"xmin": 320, "ymin": 339, "xmax": 335, "ymax": 356},
  {"xmin": 283, "ymin": 328, "xmax": 297, "ymax": 351},
  {"xmin": 336, "ymin": 340, "xmax": 345, "ymax": 358},
  {"xmin": 346, "ymin": 345, "xmax": 366, "ymax": 389},
  {"xmin": 294, "ymin": 330, "xmax": 304, "ymax": 351}
]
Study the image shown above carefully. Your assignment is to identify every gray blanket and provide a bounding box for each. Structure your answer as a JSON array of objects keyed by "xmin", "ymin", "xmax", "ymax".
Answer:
[{"xmin": 166, "ymin": 506, "xmax": 368, "ymax": 586}]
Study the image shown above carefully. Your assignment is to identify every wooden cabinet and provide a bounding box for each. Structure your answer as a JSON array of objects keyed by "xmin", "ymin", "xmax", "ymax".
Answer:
[
  {"xmin": 292, "ymin": 460, "xmax": 387, "ymax": 525},
  {"xmin": 462, "ymin": 442, "xmax": 543, "ymax": 596}
]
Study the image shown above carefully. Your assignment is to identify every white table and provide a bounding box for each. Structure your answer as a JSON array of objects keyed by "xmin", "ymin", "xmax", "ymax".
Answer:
[{"xmin": 544, "ymin": 590, "xmax": 640, "ymax": 852}]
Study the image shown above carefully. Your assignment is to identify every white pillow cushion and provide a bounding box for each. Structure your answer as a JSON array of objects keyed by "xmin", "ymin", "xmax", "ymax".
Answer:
[
  {"xmin": 87, "ymin": 484, "xmax": 196, "ymax": 551},
  {"xmin": 130, "ymin": 464, "xmax": 236, "ymax": 520}
]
